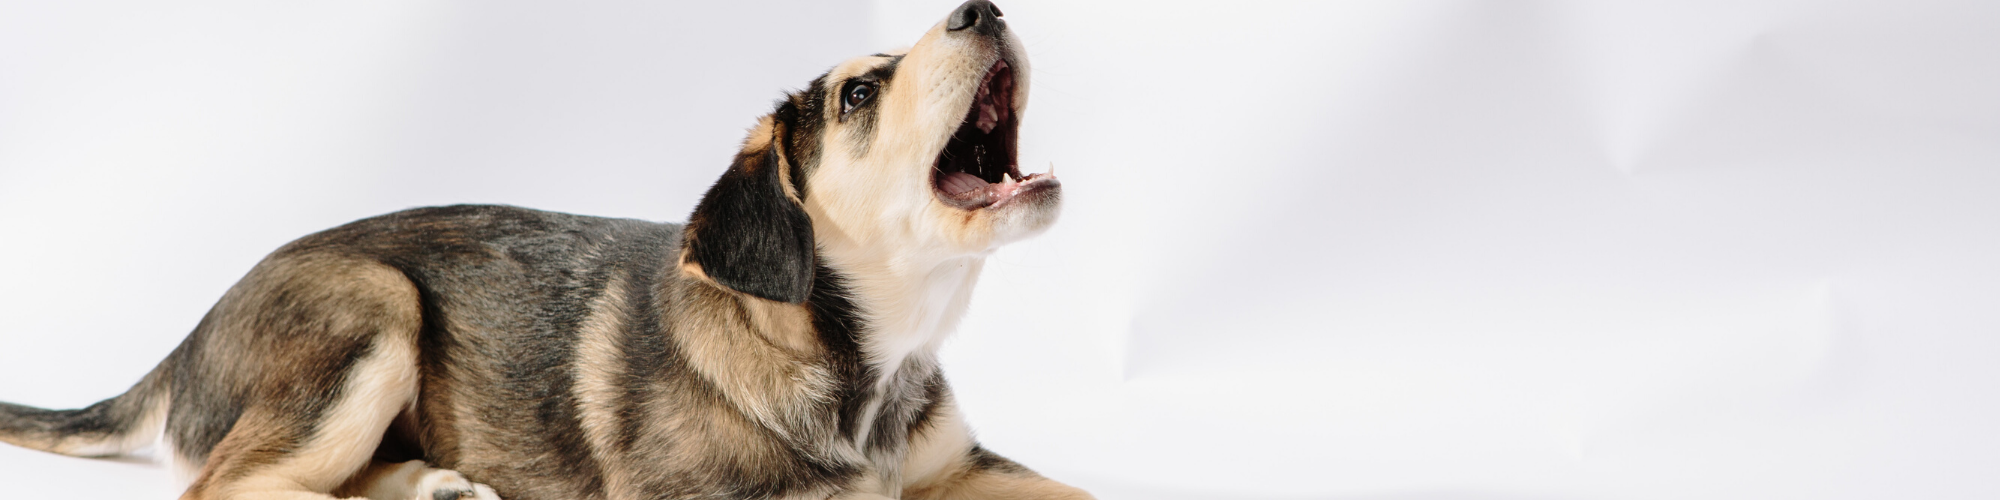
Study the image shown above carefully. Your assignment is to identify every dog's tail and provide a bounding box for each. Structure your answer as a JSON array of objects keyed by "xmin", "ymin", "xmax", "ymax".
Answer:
[{"xmin": 0, "ymin": 361, "xmax": 170, "ymax": 458}]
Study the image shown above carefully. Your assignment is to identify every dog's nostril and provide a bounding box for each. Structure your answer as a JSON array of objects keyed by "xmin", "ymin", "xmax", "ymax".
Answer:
[
  {"xmin": 948, "ymin": 0, "xmax": 993, "ymax": 32},
  {"xmin": 988, "ymin": 3, "xmax": 1002, "ymax": 18}
]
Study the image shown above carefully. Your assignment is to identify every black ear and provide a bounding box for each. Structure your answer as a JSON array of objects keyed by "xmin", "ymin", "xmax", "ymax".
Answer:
[{"xmin": 684, "ymin": 114, "xmax": 815, "ymax": 303}]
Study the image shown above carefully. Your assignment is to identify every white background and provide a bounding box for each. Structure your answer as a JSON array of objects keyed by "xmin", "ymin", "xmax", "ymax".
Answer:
[{"xmin": 3, "ymin": 1, "xmax": 1998, "ymax": 499}]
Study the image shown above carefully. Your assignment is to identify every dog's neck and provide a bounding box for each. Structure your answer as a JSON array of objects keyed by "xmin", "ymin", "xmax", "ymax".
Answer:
[
  {"xmin": 821, "ymin": 248, "xmax": 986, "ymax": 379},
  {"xmin": 807, "ymin": 240, "xmax": 985, "ymax": 455}
]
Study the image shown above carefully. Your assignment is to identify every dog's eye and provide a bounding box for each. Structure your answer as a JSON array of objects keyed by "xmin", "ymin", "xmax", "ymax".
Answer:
[{"xmin": 843, "ymin": 82, "xmax": 875, "ymax": 112}]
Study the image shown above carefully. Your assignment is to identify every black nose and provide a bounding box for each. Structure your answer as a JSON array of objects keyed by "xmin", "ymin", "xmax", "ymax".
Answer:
[{"xmin": 947, "ymin": 0, "xmax": 1004, "ymax": 32}]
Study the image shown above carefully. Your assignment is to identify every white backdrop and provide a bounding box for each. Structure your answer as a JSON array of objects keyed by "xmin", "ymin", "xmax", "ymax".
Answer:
[{"xmin": 4, "ymin": 1, "xmax": 1998, "ymax": 499}]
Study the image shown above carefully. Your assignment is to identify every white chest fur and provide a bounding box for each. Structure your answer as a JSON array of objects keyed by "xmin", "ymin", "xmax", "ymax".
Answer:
[{"xmin": 844, "ymin": 255, "xmax": 985, "ymax": 451}]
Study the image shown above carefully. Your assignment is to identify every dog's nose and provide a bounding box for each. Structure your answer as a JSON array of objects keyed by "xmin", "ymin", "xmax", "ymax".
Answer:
[{"xmin": 947, "ymin": 0, "xmax": 1004, "ymax": 33}]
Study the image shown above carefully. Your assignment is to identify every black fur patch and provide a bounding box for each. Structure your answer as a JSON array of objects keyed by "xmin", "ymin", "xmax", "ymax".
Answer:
[
  {"xmin": 809, "ymin": 265, "xmax": 878, "ymax": 445},
  {"xmin": 684, "ymin": 124, "xmax": 816, "ymax": 303},
  {"xmin": 967, "ymin": 444, "xmax": 1032, "ymax": 475},
  {"xmin": 786, "ymin": 86, "xmax": 828, "ymax": 200}
]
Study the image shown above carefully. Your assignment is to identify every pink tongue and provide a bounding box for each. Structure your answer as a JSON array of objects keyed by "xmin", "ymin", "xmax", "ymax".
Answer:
[{"xmin": 940, "ymin": 172, "xmax": 988, "ymax": 196}]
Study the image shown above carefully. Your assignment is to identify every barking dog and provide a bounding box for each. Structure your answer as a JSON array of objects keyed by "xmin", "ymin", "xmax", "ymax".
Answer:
[{"xmin": 0, "ymin": 2, "xmax": 1090, "ymax": 499}]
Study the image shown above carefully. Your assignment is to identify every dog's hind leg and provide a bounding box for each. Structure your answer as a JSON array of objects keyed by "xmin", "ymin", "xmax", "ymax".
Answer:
[
  {"xmin": 177, "ymin": 329, "xmax": 422, "ymax": 500},
  {"xmin": 166, "ymin": 254, "xmax": 428, "ymax": 500},
  {"xmin": 335, "ymin": 460, "xmax": 502, "ymax": 500}
]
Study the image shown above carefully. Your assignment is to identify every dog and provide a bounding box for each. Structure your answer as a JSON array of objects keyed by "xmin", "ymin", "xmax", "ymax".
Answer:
[{"xmin": 0, "ymin": 2, "xmax": 1090, "ymax": 499}]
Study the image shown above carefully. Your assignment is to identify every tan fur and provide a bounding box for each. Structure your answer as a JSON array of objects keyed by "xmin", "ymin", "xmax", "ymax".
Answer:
[
  {"xmin": 901, "ymin": 401, "xmax": 978, "ymax": 489},
  {"xmin": 669, "ymin": 281, "xmax": 838, "ymax": 448},
  {"xmin": 178, "ymin": 257, "xmax": 423, "ymax": 500},
  {"xmin": 571, "ymin": 276, "xmax": 634, "ymax": 495},
  {"xmin": 333, "ymin": 460, "xmax": 424, "ymax": 499},
  {"xmin": 740, "ymin": 295, "xmax": 824, "ymax": 356},
  {"xmin": 911, "ymin": 472, "xmax": 1093, "ymax": 500},
  {"xmin": 901, "ymin": 401, "xmax": 1089, "ymax": 500}
]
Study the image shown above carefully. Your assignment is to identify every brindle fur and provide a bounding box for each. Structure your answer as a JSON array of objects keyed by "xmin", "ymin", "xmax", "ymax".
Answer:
[{"xmin": 0, "ymin": 1, "xmax": 1087, "ymax": 499}]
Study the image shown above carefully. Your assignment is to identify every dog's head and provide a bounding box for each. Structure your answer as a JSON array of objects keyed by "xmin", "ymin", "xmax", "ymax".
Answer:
[{"xmin": 683, "ymin": 0, "xmax": 1055, "ymax": 303}]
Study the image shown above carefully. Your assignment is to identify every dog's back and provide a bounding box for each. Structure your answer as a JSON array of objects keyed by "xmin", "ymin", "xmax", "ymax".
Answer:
[{"xmin": 0, "ymin": 205, "xmax": 681, "ymax": 498}]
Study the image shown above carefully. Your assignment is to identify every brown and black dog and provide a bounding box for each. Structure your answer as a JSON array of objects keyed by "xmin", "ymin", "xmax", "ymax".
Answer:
[{"xmin": 0, "ymin": 2, "xmax": 1088, "ymax": 499}]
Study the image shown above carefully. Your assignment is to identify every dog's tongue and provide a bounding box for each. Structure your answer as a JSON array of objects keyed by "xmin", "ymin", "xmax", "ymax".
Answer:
[
  {"xmin": 940, "ymin": 172, "xmax": 987, "ymax": 196},
  {"xmin": 937, "ymin": 171, "xmax": 1027, "ymax": 209}
]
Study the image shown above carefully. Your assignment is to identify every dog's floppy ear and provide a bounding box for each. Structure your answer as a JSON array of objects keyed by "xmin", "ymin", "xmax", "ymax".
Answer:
[{"xmin": 684, "ymin": 107, "xmax": 814, "ymax": 303}]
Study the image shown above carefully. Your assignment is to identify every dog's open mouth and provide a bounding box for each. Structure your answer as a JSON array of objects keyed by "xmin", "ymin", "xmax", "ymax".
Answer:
[{"xmin": 932, "ymin": 60, "xmax": 1054, "ymax": 210}]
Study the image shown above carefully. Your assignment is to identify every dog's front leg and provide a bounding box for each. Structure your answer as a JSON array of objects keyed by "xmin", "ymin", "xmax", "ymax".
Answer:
[
  {"xmin": 901, "ymin": 449, "xmax": 1094, "ymax": 500},
  {"xmin": 828, "ymin": 493, "xmax": 898, "ymax": 500},
  {"xmin": 899, "ymin": 402, "xmax": 1093, "ymax": 500}
]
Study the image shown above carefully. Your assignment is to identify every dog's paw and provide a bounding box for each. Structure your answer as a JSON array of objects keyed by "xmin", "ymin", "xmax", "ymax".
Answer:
[{"xmin": 412, "ymin": 468, "xmax": 500, "ymax": 500}]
